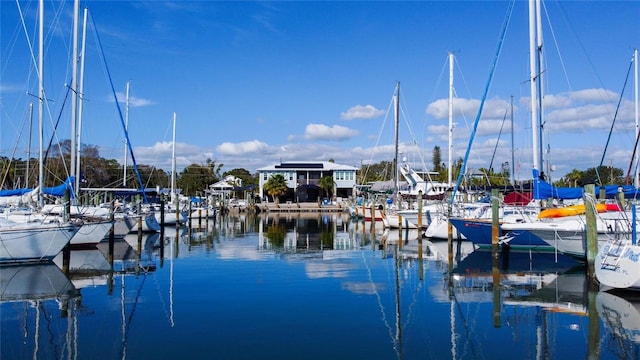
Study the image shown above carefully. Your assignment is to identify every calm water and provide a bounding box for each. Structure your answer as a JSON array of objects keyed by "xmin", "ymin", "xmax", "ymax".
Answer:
[{"xmin": 1, "ymin": 213, "xmax": 639, "ymax": 359}]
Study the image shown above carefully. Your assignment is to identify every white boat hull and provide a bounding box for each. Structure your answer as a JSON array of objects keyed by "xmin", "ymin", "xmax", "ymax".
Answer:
[
  {"xmin": 189, "ymin": 207, "xmax": 217, "ymax": 219},
  {"xmin": 129, "ymin": 214, "xmax": 160, "ymax": 233},
  {"xmin": 111, "ymin": 217, "xmax": 135, "ymax": 238},
  {"xmin": 424, "ymin": 215, "xmax": 465, "ymax": 240},
  {"xmin": 154, "ymin": 210, "xmax": 188, "ymax": 226},
  {"xmin": 70, "ymin": 220, "xmax": 113, "ymax": 245},
  {"xmin": 384, "ymin": 213, "xmax": 417, "ymax": 229},
  {"xmin": 0, "ymin": 222, "xmax": 79, "ymax": 263},
  {"xmin": 596, "ymin": 242, "xmax": 640, "ymax": 290}
]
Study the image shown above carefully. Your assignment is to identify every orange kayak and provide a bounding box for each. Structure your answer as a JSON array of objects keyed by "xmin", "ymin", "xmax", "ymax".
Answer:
[{"xmin": 538, "ymin": 203, "xmax": 608, "ymax": 219}]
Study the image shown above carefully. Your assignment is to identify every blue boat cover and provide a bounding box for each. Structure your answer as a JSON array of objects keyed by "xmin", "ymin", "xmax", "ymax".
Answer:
[
  {"xmin": 532, "ymin": 169, "xmax": 640, "ymax": 200},
  {"xmin": 0, "ymin": 176, "xmax": 75, "ymax": 198}
]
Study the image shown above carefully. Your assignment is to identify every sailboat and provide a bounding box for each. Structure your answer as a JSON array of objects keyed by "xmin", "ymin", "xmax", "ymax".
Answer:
[
  {"xmin": 592, "ymin": 50, "xmax": 640, "ymax": 290},
  {"xmin": 382, "ymin": 82, "xmax": 449, "ymax": 230},
  {"xmin": 446, "ymin": 0, "xmax": 612, "ymax": 250},
  {"xmin": 0, "ymin": 0, "xmax": 89, "ymax": 262},
  {"xmin": 152, "ymin": 112, "xmax": 188, "ymax": 226},
  {"xmin": 503, "ymin": 46, "xmax": 640, "ymax": 260},
  {"xmin": 4, "ymin": 3, "xmax": 113, "ymax": 247},
  {"xmin": 424, "ymin": 52, "xmax": 485, "ymax": 240}
]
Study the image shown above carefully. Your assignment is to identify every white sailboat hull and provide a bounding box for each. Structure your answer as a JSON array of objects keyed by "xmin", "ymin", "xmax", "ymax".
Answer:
[
  {"xmin": 0, "ymin": 221, "xmax": 79, "ymax": 263},
  {"xmin": 129, "ymin": 214, "xmax": 160, "ymax": 233},
  {"xmin": 596, "ymin": 242, "xmax": 640, "ymax": 290},
  {"xmin": 424, "ymin": 214, "xmax": 464, "ymax": 240},
  {"xmin": 70, "ymin": 220, "xmax": 113, "ymax": 245}
]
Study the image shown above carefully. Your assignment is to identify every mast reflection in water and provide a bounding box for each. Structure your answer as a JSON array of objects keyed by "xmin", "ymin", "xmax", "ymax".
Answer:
[{"xmin": 1, "ymin": 213, "xmax": 638, "ymax": 359}]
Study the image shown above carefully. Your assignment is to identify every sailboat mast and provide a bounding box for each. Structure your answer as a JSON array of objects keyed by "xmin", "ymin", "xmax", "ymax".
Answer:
[
  {"xmin": 123, "ymin": 81, "xmax": 130, "ymax": 186},
  {"xmin": 38, "ymin": 0, "xmax": 44, "ymax": 208},
  {"xmin": 393, "ymin": 82, "xmax": 400, "ymax": 200},
  {"xmin": 535, "ymin": 0, "xmax": 546, "ymax": 180},
  {"xmin": 635, "ymin": 48, "xmax": 639, "ymax": 187},
  {"xmin": 510, "ymin": 95, "xmax": 515, "ymax": 185},
  {"xmin": 448, "ymin": 52, "xmax": 454, "ymax": 187},
  {"xmin": 171, "ymin": 112, "xmax": 177, "ymax": 204},
  {"xmin": 74, "ymin": 5, "xmax": 88, "ymax": 200},
  {"xmin": 528, "ymin": 0, "xmax": 540, "ymax": 178},
  {"xmin": 70, "ymin": 0, "xmax": 79, "ymax": 200},
  {"xmin": 27, "ymin": 102, "xmax": 33, "ymax": 188}
]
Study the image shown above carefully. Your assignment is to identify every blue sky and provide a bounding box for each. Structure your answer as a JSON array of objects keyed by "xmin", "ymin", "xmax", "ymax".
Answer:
[{"xmin": 1, "ymin": 1, "xmax": 639, "ymax": 183}]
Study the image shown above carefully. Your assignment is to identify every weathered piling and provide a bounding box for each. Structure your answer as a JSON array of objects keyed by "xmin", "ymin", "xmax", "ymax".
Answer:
[
  {"xmin": 491, "ymin": 188, "xmax": 501, "ymax": 327},
  {"xmin": 584, "ymin": 184, "xmax": 598, "ymax": 287},
  {"xmin": 588, "ymin": 289, "xmax": 600, "ymax": 358},
  {"xmin": 492, "ymin": 243, "xmax": 501, "ymax": 328},
  {"xmin": 175, "ymin": 196, "xmax": 180, "ymax": 226},
  {"xmin": 418, "ymin": 233, "xmax": 424, "ymax": 281},
  {"xmin": 491, "ymin": 188, "xmax": 500, "ymax": 246},
  {"xmin": 63, "ymin": 188, "xmax": 70, "ymax": 222},
  {"xmin": 160, "ymin": 198, "xmax": 165, "ymax": 228},
  {"xmin": 417, "ymin": 190, "xmax": 423, "ymax": 229},
  {"xmin": 370, "ymin": 201, "xmax": 376, "ymax": 230}
]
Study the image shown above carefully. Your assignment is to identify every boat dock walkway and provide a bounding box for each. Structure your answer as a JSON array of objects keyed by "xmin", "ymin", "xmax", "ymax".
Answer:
[{"xmin": 255, "ymin": 202, "xmax": 346, "ymax": 213}]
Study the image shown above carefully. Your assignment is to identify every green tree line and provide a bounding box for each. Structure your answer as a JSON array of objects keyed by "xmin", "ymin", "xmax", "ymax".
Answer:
[
  {"xmin": 1, "ymin": 141, "xmax": 628, "ymax": 197},
  {"xmin": 0, "ymin": 140, "xmax": 259, "ymax": 197}
]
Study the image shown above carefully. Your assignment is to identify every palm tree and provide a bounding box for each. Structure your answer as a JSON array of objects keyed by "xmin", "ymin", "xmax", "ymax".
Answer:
[
  {"xmin": 565, "ymin": 168, "xmax": 583, "ymax": 187},
  {"xmin": 319, "ymin": 175, "xmax": 335, "ymax": 200},
  {"xmin": 263, "ymin": 174, "xmax": 288, "ymax": 204}
]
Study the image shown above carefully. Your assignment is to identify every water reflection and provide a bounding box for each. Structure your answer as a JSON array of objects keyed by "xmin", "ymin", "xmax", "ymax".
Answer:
[
  {"xmin": 3, "ymin": 213, "xmax": 640, "ymax": 359},
  {"xmin": 597, "ymin": 291, "xmax": 640, "ymax": 358}
]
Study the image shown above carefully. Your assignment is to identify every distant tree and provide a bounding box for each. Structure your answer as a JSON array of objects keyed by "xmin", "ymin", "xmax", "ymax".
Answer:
[
  {"xmin": 206, "ymin": 158, "xmax": 223, "ymax": 179},
  {"xmin": 501, "ymin": 161, "xmax": 511, "ymax": 185},
  {"xmin": 48, "ymin": 139, "xmax": 72, "ymax": 158},
  {"xmin": 359, "ymin": 161, "xmax": 394, "ymax": 183},
  {"xmin": 139, "ymin": 165, "xmax": 170, "ymax": 189},
  {"xmin": 223, "ymin": 168, "xmax": 258, "ymax": 199},
  {"xmin": 445, "ymin": 157, "xmax": 463, "ymax": 186},
  {"xmin": 178, "ymin": 162, "xmax": 221, "ymax": 196},
  {"xmin": 223, "ymin": 168, "xmax": 257, "ymax": 187},
  {"xmin": 560, "ymin": 168, "xmax": 583, "ymax": 187},
  {"xmin": 581, "ymin": 166, "xmax": 623, "ymax": 186},
  {"xmin": 81, "ymin": 144, "xmax": 100, "ymax": 158},
  {"xmin": 263, "ymin": 174, "xmax": 288, "ymax": 204},
  {"xmin": 432, "ymin": 146, "xmax": 442, "ymax": 174},
  {"xmin": 81, "ymin": 157, "xmax": 123, "ymax": 188}
]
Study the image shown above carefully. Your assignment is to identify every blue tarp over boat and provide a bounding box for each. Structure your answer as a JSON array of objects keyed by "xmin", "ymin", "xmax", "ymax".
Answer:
[
  {"xmin": 0, "ymin": 176, "xmax": 75, "ymax": 198},
  {"xmin": 532, "ymin": 169, "xmax": 640, "ymax": 200}
]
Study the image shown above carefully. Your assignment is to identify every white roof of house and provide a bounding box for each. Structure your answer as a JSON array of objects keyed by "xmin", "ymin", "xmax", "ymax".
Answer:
[
  {"xmin": 209, "ymin": 175, "xmax": 241, "ymax": 189},
  {"xmin": 256, "ymin": 161, "xmax": 357, "ymax": 172}
]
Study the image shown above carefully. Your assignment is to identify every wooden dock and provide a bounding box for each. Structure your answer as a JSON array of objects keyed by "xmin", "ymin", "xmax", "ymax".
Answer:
[{"xmin": 255, "ymin": 202, "xmax": 346, "ymax": 213}]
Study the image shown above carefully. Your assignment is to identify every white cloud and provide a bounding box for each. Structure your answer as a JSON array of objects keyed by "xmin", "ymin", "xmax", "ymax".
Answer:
[
  {"xmin": 426, "ymin": 97, "xmax": 510, "ymax": 120},
  {"xmin": 132, "ymin": 141, "xmax": 213, "ymax": 171},
  {"xmin": 340, "ymin": 105, "xmax": 385, "ymax": 120},
  {"xmin": 303, "ymin": 124, "xmax": 359, "ymax": 141},
  {"xmin": 217, "ymin": 139, "xmax": 269, "ymax": 155},
  {"xmin": 113, "ymin": 91, "xmax": 154, "ymax": 107}
]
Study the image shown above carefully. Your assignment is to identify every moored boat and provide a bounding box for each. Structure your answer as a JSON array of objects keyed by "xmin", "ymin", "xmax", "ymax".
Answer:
[{"xmin": 0, "ymin": 220, "xmax": 80, "ymax": 263}]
